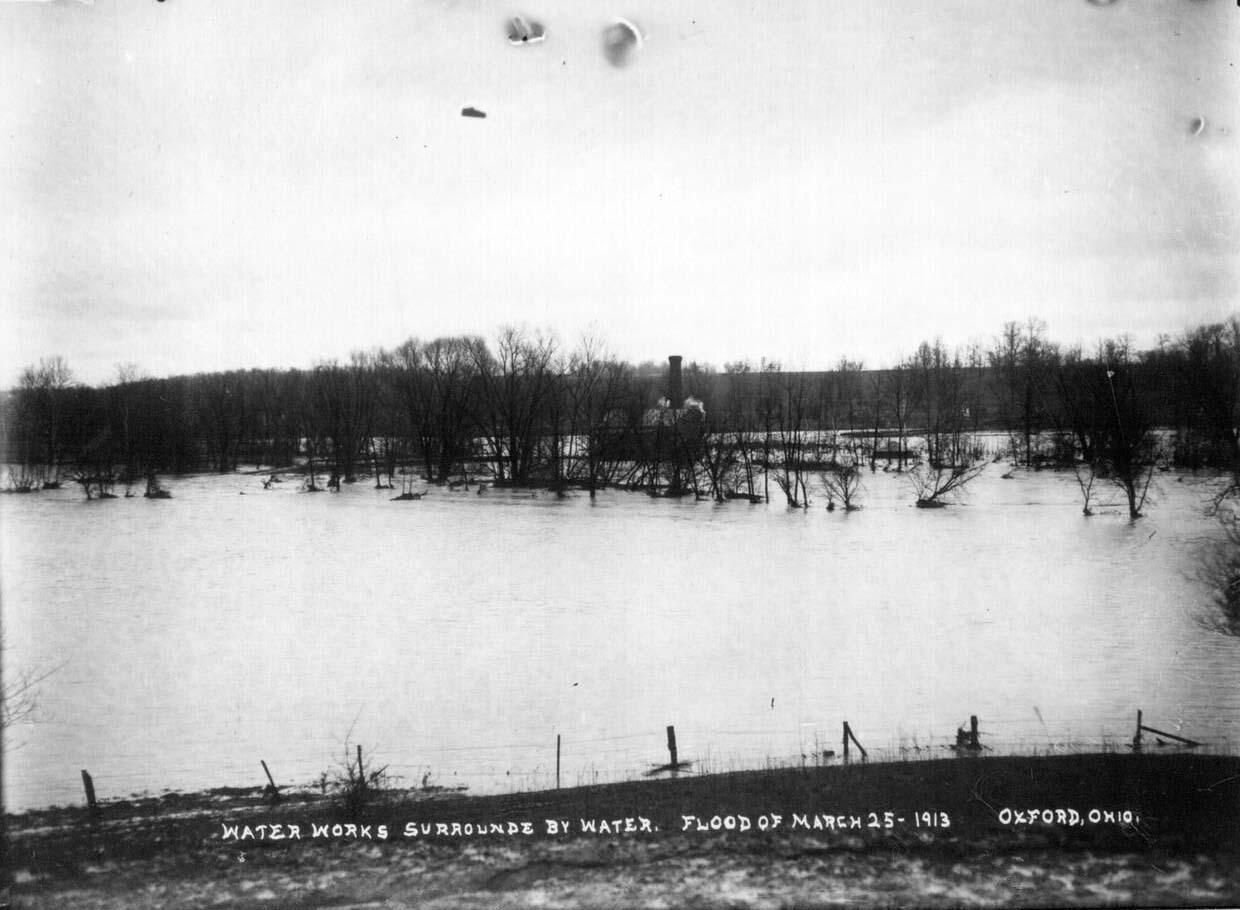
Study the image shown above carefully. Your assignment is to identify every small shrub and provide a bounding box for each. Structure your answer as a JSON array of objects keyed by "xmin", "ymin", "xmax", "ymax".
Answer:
[{"xmin": 324, "ymin": 744, "xmax": 392, "ymax": 820}]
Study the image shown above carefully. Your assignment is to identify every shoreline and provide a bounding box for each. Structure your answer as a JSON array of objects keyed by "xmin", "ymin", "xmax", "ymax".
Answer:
[
  {"xmin": 8, "ymin": 751, "xmax": 1240, "ymax": 908},
  {"xmin": 9, "ymin": 745, "xmax": 1236, "ymax": 826}
]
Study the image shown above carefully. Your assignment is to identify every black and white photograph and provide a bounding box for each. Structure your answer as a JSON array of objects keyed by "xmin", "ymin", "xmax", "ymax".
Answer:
[{"xmin": 2, "ymin": 0, "xmax": 1239, "ymax": 907}]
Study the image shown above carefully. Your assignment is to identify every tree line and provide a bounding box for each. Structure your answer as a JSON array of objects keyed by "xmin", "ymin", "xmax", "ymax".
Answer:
[{"xmin": 3, "ymin": 317, "xmax": 1238, "ymax": 515}]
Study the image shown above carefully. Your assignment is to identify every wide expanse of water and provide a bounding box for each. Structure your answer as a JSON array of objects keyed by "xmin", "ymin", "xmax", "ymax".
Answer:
[{"xmin": 3, "ymin": 466, "xmax": 1239, "ymax": 811}]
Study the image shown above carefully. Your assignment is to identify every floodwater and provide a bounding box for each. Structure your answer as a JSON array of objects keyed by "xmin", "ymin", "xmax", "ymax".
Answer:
[{"xmin": 3, "ymin": 467, "xmax": 1239, "ymax": 811}]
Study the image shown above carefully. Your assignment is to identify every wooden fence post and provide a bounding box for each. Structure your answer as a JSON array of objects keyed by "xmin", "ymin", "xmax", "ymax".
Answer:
[
  {"xmin": 666, "ymin": 726, "xmax": 678, "ymax": 768},
  {"xmin": 1133, "ymin": 710, "xmax": 1143, "ymax": 750},
  {"xmin": 970, "ymin": 715, "xmax": 980, "ymax": 751},
  {"xmin": 261, "ymin": 760, "xmax": 280, "ymax": 803},
  {"xmin": 843, "ymin": 722, "xmax": 867, "ymax": 761},
  {"xmin": 81, "ymin": 769, "xmax": 100, "ymax": 820}
]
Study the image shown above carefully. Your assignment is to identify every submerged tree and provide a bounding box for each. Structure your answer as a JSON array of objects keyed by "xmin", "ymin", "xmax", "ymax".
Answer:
[
  {"xmin": 1072, "ymin": 461, "xmax": 1098, "ymax": 516},
  {"xmin": 1149, "ymin": 319, "xmax": 1240, "ymax": 469},
  {"xmin": 1096, "ymin": 348, "xmax": 1156, "ymax": 520},
  {"xmin": 718, "ymin": 361, "xmax": 761, "ymax": 500},
  {"xmin": 392, "ymin": 336, "xmax": 484, "ymax": 484},
  {"xmin": 566, "ymin": 334, "xmax": 633, "ymax": 498},
  {"xmin": 908, "ymin": 458, "xmax": 987, "ymax": 508},
  {"xmin": 820, "ymin": 463, "xmax": 864, "ymax": 511},
  {"xmin": 753, "ymin": 361, "xmax": 782, "ymax": 503},
  {"xmin": 770, "ymin": 369, "xmax": 812, "ymax": 508},
  {"xmin": 904, "ymin": 340, "xmax": 987, "ymax": 507},
  {"xmin": 472, "ymin": 327, "xmax": 558, "ymax": 485},
  {"xmin": 194, "ymin": 370, "xmax": 247, "ymax": 473},
  {"xmin": 7, "ymin": 313, "xmax": 1239, "ymax": 499},
  {"xmin": 13, "ymin": 356, "xmax": 75, "ymax": 488},
  {"xmin": 1054, "ymin": 341, "xmax": 1155, "ymax": 519},
  {"xmin": 886, "ymin": 361, "xmax": 915, "ymax": 473},
  {"xmin": 989, "ymin": 319, "xmax": 1058, "ymax": 468}
]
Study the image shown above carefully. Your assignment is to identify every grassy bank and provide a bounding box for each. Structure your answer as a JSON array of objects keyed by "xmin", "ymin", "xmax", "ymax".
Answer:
[{"xmin": 7, "ymin": 752, "xmax": 1240, "ymax": 908}]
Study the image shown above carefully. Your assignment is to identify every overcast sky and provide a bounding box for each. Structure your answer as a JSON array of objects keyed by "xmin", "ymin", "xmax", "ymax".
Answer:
[{"xmin": 2, "ymin": 0, "xmax": 1236, "ymax": 384}]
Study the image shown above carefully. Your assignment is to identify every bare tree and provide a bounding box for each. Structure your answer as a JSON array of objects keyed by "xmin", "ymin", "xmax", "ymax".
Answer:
[
  {"xmin": 110, "ymin": 362, "xmax": 148, "ymax": 481},
  {"xmin": 472, "ymin": 327, "xmax": 558, "ymax": 485},
  {"xmin": 909, "ymin": 459, "xmax": 987, "ymax": 508},
  {"xmin": 367, "ymin": 354, "xmax": 400, "ymax": 488},
  {"xmin": 1097, "ymin": 347, "xmax": 1155, "ymax": 520},
  {"xmin": 770, "ymin": 369, "xmax": 811, "ymax": 508},
  {"xmin": 392, "ymin": 336, "xmax": 484, "ymax": 483},
  {"xmin": 718, "ymin": 361, "xmax": 760, "ymax": 500},
  {"xmin": 308, "ymin": 353, "xmax": 380, "ymax": 487},
  {"xmin": 989, "ymin": 320, "xmax": 1059, "ymax": 467},
  {"xmin": 890, "ymin": 361, "xmax": 914, "ymax": 472},
  {"xmin": 1073, "ymin": 461, "xmax": 1098, "ymax": 516},
  {"xmin": 692, "ymin": 414, "xmax": 746, "ymax": 503},
  {"xmin": 14, "ymin": 356, "xmax": 75, "ymax": 488},
  {"xmin": 292, "ymin": 370, "xmax": 325, "ymax": 491},
  {"xmin": 192, "ymin": 371, "xmax": 248, "ymax": 473},
  {"xmin": 907, "ymin": 341, "xmax": 988, "ymax": 507},
  {"xmin": 753, "ymin": 360, "xmax": 784, "ymax": 502},
  {"xmin": 2, "ymin": 635, "xmax": 62, "ymax": 738},
  {"xmin": 820, "ymin": 463, "xmax": 864, "ymax": 511},
  {"xmin": 567, "ymin": 332, "xmax": 632, "ymax": 498},
  {"xmin": 867, "ymin": 369, "xmax": 883, "ymax": 473},
  {"xmin": 1164, "ymin": 319, "xmax": 1240, "ymax": 469}
]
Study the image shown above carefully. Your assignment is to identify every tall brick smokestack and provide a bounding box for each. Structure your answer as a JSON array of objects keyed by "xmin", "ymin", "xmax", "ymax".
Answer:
[{"xmin": 668, "ymin": 355, "xmax": 683, "ymax": 408}]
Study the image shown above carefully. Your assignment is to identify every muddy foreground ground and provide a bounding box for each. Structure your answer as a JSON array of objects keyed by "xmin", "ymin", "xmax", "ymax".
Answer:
[{"xmin": 6, "ymin": 753, "xmax": 1240, "ymax": 909}]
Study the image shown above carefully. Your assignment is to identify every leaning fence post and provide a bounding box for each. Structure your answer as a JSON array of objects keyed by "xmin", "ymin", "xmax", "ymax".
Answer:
[
  {"xmin": 261, "ymin": 760, "xmax": 280, "ymax": 803},
  {"xmin": 1133, "ymin": 712, "xmax": 1200, "ymax": 747},
  {"xmin": 843, "ymin": 722, "xmax": 867, "ymax": 761},
  {"xmin": 81, "ymin": 769, "xmax": 101, "ymax": 821},
  {"xmin": 667, "ymin": 726, "xmax": 678, "ymax": 768}
]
